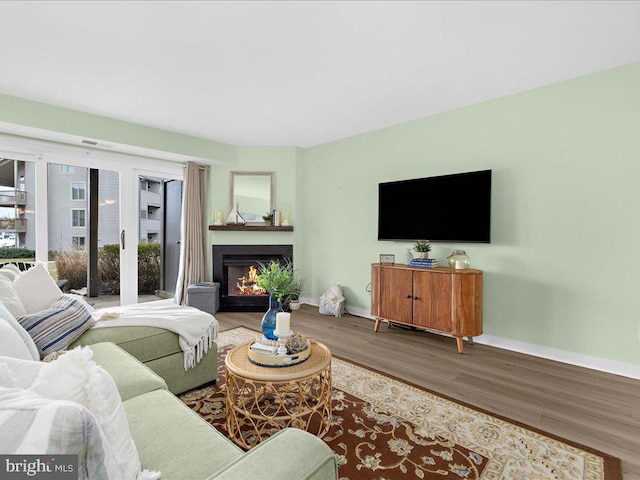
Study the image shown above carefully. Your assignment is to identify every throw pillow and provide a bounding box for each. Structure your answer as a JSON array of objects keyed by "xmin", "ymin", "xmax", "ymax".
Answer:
[
  {"xmin": 18, "ymin": 296, "xmax": 95, "ymax": 358},
  {"xmin": 0, "ymin": 386, "xmax": 123, "ymax": 480},
  {"xmin": 0, "ymin": 264, "xmax": 21, "ymax": 281},
  {"xmin": 13, "ymin": 262, "xmax": 64, "ymax": 315},
  {"xmin": 0, "ymin": 277, "xmax": 27, "ymax": 318},
  {"xmin": 0, "ymin": 355, "xmax": 44, "ymax": 388},
  {"xmin": 30, "ymin": 347, "xmax": 160, "ymax": 480},
  {"xmin": 0, "ymin": 302, "xmax": 39, "ymax": 360},
  {"xmin": 0, "ymin": 317, "xmax": 35, "ymax": 361}
]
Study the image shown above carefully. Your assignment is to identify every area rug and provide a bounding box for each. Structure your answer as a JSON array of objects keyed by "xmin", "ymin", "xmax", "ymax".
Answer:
[{"xmin": 179, "ymin": 327, "xmax": 622, "ymax": 480}]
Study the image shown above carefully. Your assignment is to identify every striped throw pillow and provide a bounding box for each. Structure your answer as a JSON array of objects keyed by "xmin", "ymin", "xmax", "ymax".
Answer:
[{"xmin": 18, "ymin": 296, "xmax": 95, "ymax": 358}]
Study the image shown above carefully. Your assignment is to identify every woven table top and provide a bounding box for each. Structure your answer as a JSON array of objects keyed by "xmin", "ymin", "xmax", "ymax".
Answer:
[{"xmin": 225, "ymin": 341, "xmax": 332, "ymax": 382}]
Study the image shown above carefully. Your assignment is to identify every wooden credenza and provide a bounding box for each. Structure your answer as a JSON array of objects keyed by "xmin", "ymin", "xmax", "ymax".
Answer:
[{"xmin": 371, "ymin": 263, "xmax": 483, "ymax": 353}]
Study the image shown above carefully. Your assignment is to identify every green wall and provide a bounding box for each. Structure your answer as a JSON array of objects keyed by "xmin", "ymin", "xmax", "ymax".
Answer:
[
  {"xmin": 301, "ymin": 61, "xmax": 640, "ymax": 365},
  {"xmin": 0, "ymin": 93, "xmax": 236, "ymax": 164}
]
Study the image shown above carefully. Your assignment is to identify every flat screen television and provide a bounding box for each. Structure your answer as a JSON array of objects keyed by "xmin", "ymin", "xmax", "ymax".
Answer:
[{"xmin": 378, "ymin": 169, "xmax": 491, "ymax": 242}]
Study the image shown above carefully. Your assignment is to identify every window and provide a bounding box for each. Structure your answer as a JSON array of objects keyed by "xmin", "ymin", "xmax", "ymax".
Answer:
[
  {"xmin": 71, "ymin": 182, "xmax": 86, "ymax": 200},
  {"xmin": 140, "ymin": 209, "xmax": 147, "ymax": 219},
  {"xmin": 60, "ymin": 165, "xmax": 75, "ymax": 174},
  {"xmin": 71, "ymin": 209, "xmax": 86, "ymax": 227},
  {"xmin": 71, "ymin": 236, "xmax": 86, "ymax": 250}
]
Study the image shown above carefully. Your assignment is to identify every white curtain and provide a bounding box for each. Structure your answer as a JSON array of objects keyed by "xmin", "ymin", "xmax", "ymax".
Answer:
[{"xmin": 174, "ymin": 162, "xmax": 209, "ymax": 305}]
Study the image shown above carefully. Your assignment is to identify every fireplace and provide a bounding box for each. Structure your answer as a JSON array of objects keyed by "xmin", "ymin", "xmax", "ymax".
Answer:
[{"xmin": 212, "ymin": 245, "xmax": 293, "ymax": 311}]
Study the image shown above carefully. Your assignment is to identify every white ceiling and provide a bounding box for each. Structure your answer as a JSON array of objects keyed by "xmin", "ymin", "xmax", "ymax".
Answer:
[{"xmin": 1, "ymin": 1, "xmax": 640, "ymax": 148}]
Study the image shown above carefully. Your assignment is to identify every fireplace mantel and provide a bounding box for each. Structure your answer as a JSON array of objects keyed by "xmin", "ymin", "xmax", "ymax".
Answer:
[{"xmin": 209, "ymin": 225, "xmax": 293, "ymax": 232}]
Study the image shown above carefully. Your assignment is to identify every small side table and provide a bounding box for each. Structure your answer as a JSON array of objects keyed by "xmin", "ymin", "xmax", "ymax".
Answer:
[{"xmin": 224, "ymin": 341, "xmax": 332, "ymax": 449}]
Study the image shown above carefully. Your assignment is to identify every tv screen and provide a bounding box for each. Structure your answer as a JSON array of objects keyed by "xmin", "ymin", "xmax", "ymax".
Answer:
[{"xmin": 378, "ymin": 169, "xmax": 491, "ymax": 242}]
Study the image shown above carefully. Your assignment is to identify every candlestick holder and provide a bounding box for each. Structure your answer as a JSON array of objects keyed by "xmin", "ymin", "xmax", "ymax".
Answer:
[{"xmin": 274, "ymin": 330, "xmax": 292, "ymax": 356}]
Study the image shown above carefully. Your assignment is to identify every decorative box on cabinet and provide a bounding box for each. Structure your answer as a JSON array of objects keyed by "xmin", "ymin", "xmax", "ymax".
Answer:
[{"xmin": 371, "ymin": 263, "xmax": 483, "ymax": 353}]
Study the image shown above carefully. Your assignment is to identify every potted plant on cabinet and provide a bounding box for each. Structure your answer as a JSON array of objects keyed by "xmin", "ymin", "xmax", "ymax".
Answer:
[
  {"xmin": 413, "ymin": 240, "xmax": 432, "ymax": 259},
  {"xmin": 256, "ymin": 260, "xmax": 302, "ymax": 339}
]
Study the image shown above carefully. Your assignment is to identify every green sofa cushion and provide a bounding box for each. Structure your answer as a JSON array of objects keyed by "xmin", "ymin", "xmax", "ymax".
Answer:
[
  {"xmin": 124, "ymin": 390, "xmax": 243, "ymax": 479},
  {"xmin": 71, "ymin": 325, "xmax": 181, "ymax": 362},
  {"xmin": 87, "ymin": 342, "xmax": 167, "ymax": 401},
  {"xmin": 212, "ymin": 428, "xmax": 338, "ymax": 480}
]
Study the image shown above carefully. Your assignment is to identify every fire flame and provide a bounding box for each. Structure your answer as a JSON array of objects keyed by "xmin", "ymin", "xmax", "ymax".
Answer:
[{"xmin": 236, "ymin": 265, "xmax": 266, "ymax": 295}]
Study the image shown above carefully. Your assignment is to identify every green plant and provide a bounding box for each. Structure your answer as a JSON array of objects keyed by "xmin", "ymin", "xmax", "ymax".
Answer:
[
  {"xmin": 54, "ymin": 243, "xmax": 161, "ymax": 295},
  {"xmin": 413, "ymin": 241, "xmax": 432, "ymax": 253},
  {"xmin": 0, "ymin": 247, "xmax": 35, "ymax": 259},
  {"xmin": 54, "ymin": 250, "xmax": 88, "ymax": 290},
  {"xmin": 256, "ymin": 260, "xmax": 301, "ymax": 303},
  {"xmin": 262, "ymin": 212, "xmax": 274, "ymax": 224}
]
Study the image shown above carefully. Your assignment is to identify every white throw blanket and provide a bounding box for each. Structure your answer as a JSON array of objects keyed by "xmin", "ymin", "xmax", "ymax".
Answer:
[{"xmin": 89, "ymin": 300, "xmax": 218, "ymax": 371}]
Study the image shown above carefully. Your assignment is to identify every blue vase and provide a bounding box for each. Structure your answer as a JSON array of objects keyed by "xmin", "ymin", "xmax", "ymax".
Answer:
[{"xmin": 261, "ymin": 296, "xmax": 283, "ymax": 340}]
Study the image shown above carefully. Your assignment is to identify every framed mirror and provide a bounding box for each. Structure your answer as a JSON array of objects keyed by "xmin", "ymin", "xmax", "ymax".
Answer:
[{"xmin": 230, "ymin": 172, "xmax": 275, "ymax": 223}]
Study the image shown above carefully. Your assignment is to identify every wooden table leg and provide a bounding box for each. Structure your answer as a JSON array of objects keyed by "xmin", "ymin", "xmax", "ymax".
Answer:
[
  {"xmin": 467, "ymin": 336, "xmax": 474, "ymax": 345},
  {"xmin": 374, "ymin": 319, "xmax": 381, "ymax": 332},
  {"xmin": 456, "ymin": 337, "xmax": 464, "ymax": 354}
]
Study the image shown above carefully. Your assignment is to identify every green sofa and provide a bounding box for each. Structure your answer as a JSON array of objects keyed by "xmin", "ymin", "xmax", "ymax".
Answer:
[
  {"xmin": 70, "ymin": 324, "xmax": 216, "ymax": 394},
  {"xmin": 90, "ymin": 342, "xmax": 339, "ymax": 480}
]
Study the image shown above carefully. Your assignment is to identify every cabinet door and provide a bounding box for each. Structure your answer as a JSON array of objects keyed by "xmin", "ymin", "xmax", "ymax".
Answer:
[
  {"xmin": 376, "ymin": 267, "xmax": 413, "ymax": 324},
  {"xmin": 413, "ymin": 271, "xmax": 452, "ymax": 332}
]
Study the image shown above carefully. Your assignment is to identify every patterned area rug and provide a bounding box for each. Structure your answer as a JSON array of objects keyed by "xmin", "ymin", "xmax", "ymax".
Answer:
[{"xmin": 179, "ymin": 327, "xmax": 621, "ymax": 480}]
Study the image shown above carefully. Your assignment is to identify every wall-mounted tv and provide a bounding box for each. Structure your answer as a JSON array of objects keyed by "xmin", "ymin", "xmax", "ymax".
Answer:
[{"xmin": 378, "ymin": 169, "xmax": 491, "ymax": 243}]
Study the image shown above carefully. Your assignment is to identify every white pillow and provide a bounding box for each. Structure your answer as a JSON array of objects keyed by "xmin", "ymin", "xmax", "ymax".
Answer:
[
  {"xmin": 13, "ymin": 262, "xmax": 64, "ymax": 315},
  {"xmin": 30, "ymin": 347, "xmax": 159, "ymax": 480},
  {"xmin": 0, "ymin": 355, "xmax": 44, "ymax": 388},
  {"xmin": 0, "ymin": 265, "xmax": 20, "ymax": 281},
  {"xmin": 0, "ymin": 277, "xmax": 27, "ymax": 318},
  {"xmin": 0, "ymin": 302, "xmax": 39, "ymax": 360},
  {"xmin": 0, "ymin": 317, "xmax": 34, "ymax": 360}
]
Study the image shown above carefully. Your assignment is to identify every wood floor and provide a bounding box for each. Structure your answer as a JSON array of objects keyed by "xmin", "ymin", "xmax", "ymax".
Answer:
[{"xmin": 214, "ymin": 305, "xmax": 640, "ymax": 479}]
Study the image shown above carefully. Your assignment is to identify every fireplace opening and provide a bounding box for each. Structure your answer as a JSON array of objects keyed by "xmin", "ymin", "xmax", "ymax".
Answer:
[
  {"xmin": 212, "ymin": 245, "xmax": 293, "ymax": 312},
  {"xmin": 227, "ymin": 265, "xmax": 266, "ymax": 297}
]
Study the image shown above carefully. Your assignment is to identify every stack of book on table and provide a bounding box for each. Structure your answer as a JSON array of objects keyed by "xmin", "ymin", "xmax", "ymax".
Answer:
[
  {"xmin": 250, "ymin": 342, "xmax": 278, "ymax": 356},
  {"xmin": 409, "ymin": 258, "xmax": 439, "ymax": 268}
]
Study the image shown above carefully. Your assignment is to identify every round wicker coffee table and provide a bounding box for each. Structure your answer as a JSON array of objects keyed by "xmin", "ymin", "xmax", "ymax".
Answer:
[{"xmin": 224, "ymin": 341, "xmax": 332, "ymax": 449}]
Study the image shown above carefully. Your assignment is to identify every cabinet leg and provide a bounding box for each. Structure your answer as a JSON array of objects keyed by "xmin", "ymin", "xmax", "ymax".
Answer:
[
  {"xmin": 456, "ymin": 337, "xmax": 464, "ymax": 354},
  {"xmin": 467, "ymin": 336, "xmax": 474, "ymax": 345},
  {"xmin": 374, "ymin": 319, "xmax": 381, "ymax": 332}
]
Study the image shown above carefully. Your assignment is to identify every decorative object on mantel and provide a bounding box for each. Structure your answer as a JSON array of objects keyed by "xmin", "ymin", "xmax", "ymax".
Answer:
[
  {"xmin": 262, "ymin": 211, "xmax": 274, "ymax": 225},
  {"xmin": 447, "ymin": 250, "xmax": 471, "ymax": 269},
  {"xmin": 413, "ymin": 240, "xmax": 431, "ymax": 259},
  {"xmin": 213, "ymin": 211, "xmax": 224, "ymax": 226},
  {"xmin": 208, "ymin": 224, "xmax": 294, "ymax": 232},
  {"xmin": 226, "ymin": 203, "xmax": 245, "ymax": 225},
  {"xmin": 281, "ymin": 211, "xmax": 291, "ymax": 226}
]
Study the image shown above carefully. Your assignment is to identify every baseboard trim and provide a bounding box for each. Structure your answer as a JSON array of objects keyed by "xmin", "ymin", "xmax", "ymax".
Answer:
[{"xmin": 299, "ymin": 298, "xmax": 640, "ymax": 380}]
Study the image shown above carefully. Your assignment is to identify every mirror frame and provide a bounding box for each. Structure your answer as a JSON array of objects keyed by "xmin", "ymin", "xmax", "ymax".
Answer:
[{"xmin": 229, "ymin": 171, "xmax": 275, "ymax": 224}]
